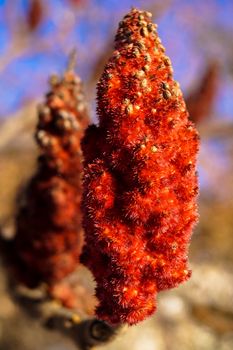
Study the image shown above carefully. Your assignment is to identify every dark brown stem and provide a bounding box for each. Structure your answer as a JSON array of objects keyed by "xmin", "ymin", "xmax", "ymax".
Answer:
[{"xmin": 46, "ymin": 317, "xmax": 123, "ymax": 350}]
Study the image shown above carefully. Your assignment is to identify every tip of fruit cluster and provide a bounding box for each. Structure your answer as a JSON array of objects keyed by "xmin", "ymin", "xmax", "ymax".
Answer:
[{"xmin": 114, "ymin": 8, "xmax": 158, "ymax": 50}]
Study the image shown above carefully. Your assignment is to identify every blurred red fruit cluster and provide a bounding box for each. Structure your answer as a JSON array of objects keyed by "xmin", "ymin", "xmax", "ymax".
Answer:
[{"xmin": 14, "ymin": 68, "xmax": 89, "ymax": 287}]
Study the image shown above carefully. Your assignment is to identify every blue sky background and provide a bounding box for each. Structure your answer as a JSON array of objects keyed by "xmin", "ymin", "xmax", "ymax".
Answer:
[
  {"xmin": 0, "ymin": 0, "xmax": 232, "ymax": 120},
  {"xmin": 0, "ymin": 0, "xmax": 233, "ymax": 195}
]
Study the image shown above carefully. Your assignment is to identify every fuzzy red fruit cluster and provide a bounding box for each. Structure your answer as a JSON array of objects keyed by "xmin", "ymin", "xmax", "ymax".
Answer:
[
  {"xmin": 14, "ymin": 69, "xmax": 89, "ymax": 287},
  {"xmin": 81, "ymin": 8, "xmax": 199, "ymax": 325}
]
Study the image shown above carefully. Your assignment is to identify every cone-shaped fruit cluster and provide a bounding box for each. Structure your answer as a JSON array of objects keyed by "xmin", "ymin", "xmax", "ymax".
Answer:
[
  {"xmin": 14, "ymin": 67, "xmax": 89, "ymax": 287},
  {"xmin": 81, "ymin": 8, "xmax": 199, "ymax": 325}
]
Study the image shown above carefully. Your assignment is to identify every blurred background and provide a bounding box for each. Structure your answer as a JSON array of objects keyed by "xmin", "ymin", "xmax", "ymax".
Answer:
[{"xmin": 0, "ymin": 0, "xmax": 233, "ymax": 349}]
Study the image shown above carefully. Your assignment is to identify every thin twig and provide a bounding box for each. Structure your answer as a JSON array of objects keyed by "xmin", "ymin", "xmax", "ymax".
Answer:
[{"xmin": 67, "ymin": 48, "xmax": 78, "ymax": 71}]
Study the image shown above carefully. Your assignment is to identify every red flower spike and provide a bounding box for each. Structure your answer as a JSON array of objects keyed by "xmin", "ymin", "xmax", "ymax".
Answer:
[
  {"xmin": 81, "ymin": 8, "xmax": 199, "ymax": 326},
  {"xmin": 14, "ymin": 66, "xmax": 89, "ymax": 288}
]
